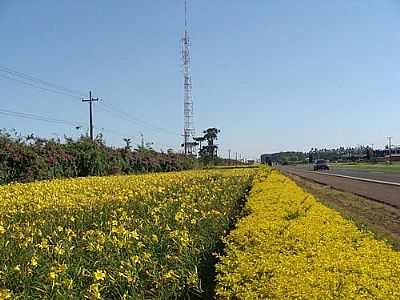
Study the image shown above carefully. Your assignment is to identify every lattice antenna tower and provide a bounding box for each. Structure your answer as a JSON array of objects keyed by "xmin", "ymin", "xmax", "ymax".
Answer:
[{"xmin": 181, "ymin": 0, "xmax": 195, "ymax": 154}]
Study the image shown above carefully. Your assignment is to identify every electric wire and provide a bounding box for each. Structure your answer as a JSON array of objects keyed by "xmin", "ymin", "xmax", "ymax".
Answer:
[
  {"xmin": 0, "ymin": 65, "xmax": 181, "ymax": 137},
  {"xmin": 0, "ymin": 65, "xmax": 85, "ymax": 97},
  {"xmin": 0, "ymin": 108, "xmax": 146, "ymax": 147},
  {"xmin": 0, "ymin": 108, "xmax": 85, "ymax": 128},
  {"xmin": 0, "ymin": 74, "xmax": 80, "ymax": 99},
  {"xmin": 98, "ymin": 102, "xmax": 181, "ymax": 137},
  {"xmin": 0, "ymin": 65, "xmax": 183, "ymax": 147}
]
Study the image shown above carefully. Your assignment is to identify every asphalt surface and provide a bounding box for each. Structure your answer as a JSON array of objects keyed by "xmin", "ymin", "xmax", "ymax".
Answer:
[
  {"xmin": 278, "ymin": 165, "xmax": 400, "ymax": 209},
  {"xmin": 320, "ymin": 166, "xmax": 400, "ymax": 183}
]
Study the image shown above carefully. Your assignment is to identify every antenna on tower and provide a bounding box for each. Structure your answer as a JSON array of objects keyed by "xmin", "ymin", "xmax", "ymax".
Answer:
[
  {"xmin": 184, "ymin": 0, "xmax": 188, "ymax": 28},
  {"xmin": 181, "ymin": 0, "xmax": 196, "ymax": 155}
]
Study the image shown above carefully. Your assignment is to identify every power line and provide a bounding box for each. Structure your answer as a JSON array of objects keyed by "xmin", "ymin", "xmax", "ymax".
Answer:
[
  {"xmin": 0, "ymin": 74, "xmax": 81, "ymax": 99},
  {"xmin": 0, "ymin": 108, "xmax": 180, "ymax": 151},
  {"xmin": 0, "ymin": 68, "xmax": 180, "ymax": 136},
  {"xmin": 0, "ymin": 105, "xmax": 179, "ymax": 150},
  {"xmin": 0, "ymin": 108, "xmax": 138, "ymax": 145},
  {"xmin": 0, "ymin": 108, "xmax": 85, "ymax": 128},
  {"xmin": 0, "ymin": 65, "xmax": 182, "ymax": 140},
  {"xmin": 98, "ymin": 101, "xmax": 181, "ymax": 137},
  {"xmin": 0, "ymin": 65, "xmax": 85, "ymax": 97}
]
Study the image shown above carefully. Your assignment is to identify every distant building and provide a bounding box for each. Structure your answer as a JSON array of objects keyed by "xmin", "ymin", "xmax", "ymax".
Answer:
[
  {"xmin": 374, "ymin": 147, "xmax": 400, "ymax": 161},
  {"xmin": 260, "ymin": 154, "xmax": 271, "ymax": 164}
]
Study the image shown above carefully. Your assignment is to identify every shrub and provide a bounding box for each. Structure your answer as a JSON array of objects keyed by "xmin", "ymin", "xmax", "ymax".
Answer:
[{"xmin": 0, "ymin": 131, "xmax": 196, "ymax": 184}]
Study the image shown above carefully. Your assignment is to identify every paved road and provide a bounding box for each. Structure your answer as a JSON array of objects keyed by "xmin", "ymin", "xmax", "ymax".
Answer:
[
  {"xmin": 278, "ymin": 166, "xmax": 400, "ymax": 209},
  {"xmin": 328, "ymin": 168, "xmax": 400, "ymax": 183},
  {"xmin": 295, "ymin": 165, "xmax": 400, "ymax": 184}
]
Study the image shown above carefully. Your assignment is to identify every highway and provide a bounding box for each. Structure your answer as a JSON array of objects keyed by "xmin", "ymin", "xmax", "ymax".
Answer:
[
  {"xmin": 278, "ymin": 165, "xmax": 400, "ymax": 209},
  {"xmin": 321, "ymin": 166, "xmax": 400, "ymax": 184}
]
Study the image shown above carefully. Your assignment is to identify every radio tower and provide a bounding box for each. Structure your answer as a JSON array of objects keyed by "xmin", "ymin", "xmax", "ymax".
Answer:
[{"xmin": 181, "ymin": 0, "xmax": 196, "ymax": 155}]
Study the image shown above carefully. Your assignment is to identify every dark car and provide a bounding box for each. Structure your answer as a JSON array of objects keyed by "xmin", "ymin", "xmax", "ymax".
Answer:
[{"xmin": 313, "ymin": 159, "xmax": 329, "ymax": 171}]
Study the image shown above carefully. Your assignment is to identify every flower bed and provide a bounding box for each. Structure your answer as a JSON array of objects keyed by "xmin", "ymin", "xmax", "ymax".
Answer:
[
  {"xmin": 216, "ymin": 169, "xmax": 400, "ymax": 299},
  {"xmin": 0, "ymin": 169, "xmax": 255, "ymax": 299}
]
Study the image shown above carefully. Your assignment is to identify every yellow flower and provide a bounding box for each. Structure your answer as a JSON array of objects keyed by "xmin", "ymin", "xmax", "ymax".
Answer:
[
  {"xmin": 0, "ymin": 168, "xmax": 258, "ymax": 298},
  {"xmin": 164, "ymin": 270, "xmax": 179, "ymax": 280},
  {"xmin": 187, "ymin": 272, "xmax": 198, "ymax": 285},
  {"xmin": 54, "ymin": 264, "xmax": 67, "ymax": 273},
  {"xmin": 49, "ymin": 271, "xmax": 57, "ymax": 280},
  {"xmin": 0, "ymin": 289, "xmax": 12, "ymax": 300},
  {"xmin": 13, "ymin": 265, "xmax": 21, "ymax": 272},
  {"xmin": 94, "ymin": 270, "xmax": 106, "ymax": 281},
  {"xmin": 216, "ymin": 169, "xmax": 400, "ymax": 299},
  {"xmin": 55, "ymin": 246, "xmax": 65, "ymax": 256},
  {"xmin": 175, "ymin": 211, "xmax": 185, "ymax": 222},
  {"xmin": 62, "ymin": 278, "xmax": 74, "ymax": 289},
  {"xmin": 130, "ymin": 255, "xmax": 140, "ymax": 264},
  {"xmin": 151, "ymin": 234, "xmax": 159, "ymax": 242},
  {"xmin": 88, "ymin": 283, "xmax": 101, "ymax": 299},
  {"xmin": 130, "ymin": 230, "xmax": 139, "ymax": 240},
  {"xmin": 30, "ymin": 256, "xmax": 38, "ymax": 267}
]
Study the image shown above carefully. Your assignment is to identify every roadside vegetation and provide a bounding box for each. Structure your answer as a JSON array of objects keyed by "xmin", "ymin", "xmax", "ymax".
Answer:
[
  {"xmin": 3, "ymin": 162, "xmax": 400, "ymax": 299},
  {"xmin": 0, "ymin": 130, "xmax": 197, "ymax": 185},
  {"xmin": 331, "ymin": 162, "xmax": 400, "ymax": 173},
  {"xmin": 0, "ymin": 168, "xmax": 255, "ymax": 299},
  {"xmin": 0, "ymin": 130, "xmax": 244, "ymax": 185},
  {"xmin": 216, "ymin": 169, "xmax": 400, "ymax": 299},
  {"xmin": 289, "ymin": 174, "xmax": 400, "ymax": 250}
]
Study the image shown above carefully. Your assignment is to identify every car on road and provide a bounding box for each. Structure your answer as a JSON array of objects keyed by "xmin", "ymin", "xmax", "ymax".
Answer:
[{"xmin": 313, "ymin": 159, "xmax": 330, "ymax": 171}]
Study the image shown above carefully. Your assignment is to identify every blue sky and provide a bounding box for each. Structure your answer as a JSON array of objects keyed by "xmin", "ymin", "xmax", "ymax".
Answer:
[{"xmin": 1, "ymin": 1, "xmax": 400, "ymax": 159}]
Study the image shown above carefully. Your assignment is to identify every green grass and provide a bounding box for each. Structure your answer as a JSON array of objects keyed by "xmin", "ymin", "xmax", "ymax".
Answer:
[{"xmin": 331, "ymin": 162, "xmax": 400, "ymax": 173}]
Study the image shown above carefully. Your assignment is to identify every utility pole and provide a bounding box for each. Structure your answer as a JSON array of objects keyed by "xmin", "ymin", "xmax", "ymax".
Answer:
[
  {"xmin": 371, "ymin": 144, "xmax": 374, "ymax": 161},
  {"xmin": 82, "ymin": 91, "xmax": 99, "ymax": 140},
  {"xmin": 228, "ymin": 149, "xmax": 231, "ymax": 164},
  {"xmin": 388, "ymin": 136, "xmax": 392, "ymax": 165},
  {"xmin": 235, "ymin": 152, "xmax": 238, "ymax": 165}
]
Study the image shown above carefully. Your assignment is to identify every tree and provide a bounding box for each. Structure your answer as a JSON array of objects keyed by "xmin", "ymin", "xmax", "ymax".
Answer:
[
  {"xmin": 196, "ymin": 128, "xmax": 220, "ymax": 163},
  {"xmin": 123, "ymin": 138, "xmax": 132, "ymax": 151}
]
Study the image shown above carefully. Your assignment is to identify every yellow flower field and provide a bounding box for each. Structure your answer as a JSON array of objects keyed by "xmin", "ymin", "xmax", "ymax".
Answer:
[
  {"xmin": 0, "ymin": 169, "xmax": 255, "ymax": 299},
  {"xmin": 216, "ymin": 169, "xmax": 400, "ymax": 299}
]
